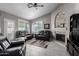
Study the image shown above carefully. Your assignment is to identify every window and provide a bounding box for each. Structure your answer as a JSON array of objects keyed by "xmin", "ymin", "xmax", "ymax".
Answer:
[
  {"xmin": 7, "ymin": 22, "xmax": 15, "ymax": 34},
  {"xmin": 18, "ymin": 21, "xmax": 26, "ymax": 31},
  {"xmin": 4, "ymin": 19, "xmax": 15, "ymax": 40},
  {"xmin": 32, "ymin": 21, "xmax": 43, "ymax": 34},
  {"xmin": 18, "ymin": 20, "xmax": 30, "ymax": 33}
]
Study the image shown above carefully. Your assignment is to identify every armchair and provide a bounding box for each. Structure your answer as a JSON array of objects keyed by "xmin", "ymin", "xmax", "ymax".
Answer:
[
  {"xmin": 0, "ymin": 37, "xmax": 26, "ymax": 56},
  {"xmin": 35, "ymin": 30, "xmax": 52, "ymax": 41}
]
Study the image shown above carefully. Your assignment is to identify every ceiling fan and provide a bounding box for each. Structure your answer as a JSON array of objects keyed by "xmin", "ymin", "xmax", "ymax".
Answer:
[{"xmin": 27, "ymin": 3, "xmax": 44, "ymax": 9}]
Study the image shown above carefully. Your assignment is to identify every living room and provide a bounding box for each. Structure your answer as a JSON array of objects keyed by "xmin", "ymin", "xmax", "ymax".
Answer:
[{"xmin": 0, "ymin": 3, "xmax": 79, "ymax": 56}]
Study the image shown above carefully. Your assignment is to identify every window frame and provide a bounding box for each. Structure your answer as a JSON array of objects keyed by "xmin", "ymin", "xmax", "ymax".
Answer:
[
  {"xmin": 32, "ymin": 20, "xmax": 43, "ymax": 34},
  {"xmin": 18, "ymin": 19, "xmax": 30, "ymax": 33}
]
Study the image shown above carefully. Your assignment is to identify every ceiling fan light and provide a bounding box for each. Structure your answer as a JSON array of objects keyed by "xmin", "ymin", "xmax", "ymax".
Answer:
[
  {"xmin": 27, "ymin": 3, "xmax": 33, "ymax": 8},
  {"xmin": 27, "ymin": 3, "xmax": 44, "ymax": 9}
]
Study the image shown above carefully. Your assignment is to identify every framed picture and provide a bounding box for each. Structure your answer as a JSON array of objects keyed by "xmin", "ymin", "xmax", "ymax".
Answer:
[{"xmin": 44, "ymin": 24, "xmax": 50, "ymax": 29}]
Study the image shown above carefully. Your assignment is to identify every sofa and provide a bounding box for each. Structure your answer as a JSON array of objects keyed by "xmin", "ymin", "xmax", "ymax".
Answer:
[
  {"xmin": 15, "ymin": 31, "xmax": 33, "ymax": 41},
  {"xmin": 0, "ymin": 36, "xmax": 26, "ymax": 56},
  {"xmin": 35, "ymin": 30, "xmax": 52, "ymax": 41}
]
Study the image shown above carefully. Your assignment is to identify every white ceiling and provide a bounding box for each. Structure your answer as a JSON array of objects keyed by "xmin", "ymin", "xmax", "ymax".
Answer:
[{"xmin": 0, "ymin": 3, "xmax": 60, "ymax": 20}]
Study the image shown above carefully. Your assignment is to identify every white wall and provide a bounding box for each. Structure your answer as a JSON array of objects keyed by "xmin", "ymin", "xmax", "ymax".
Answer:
[
  {"xmin": 51, "ymin": 3, "xmax": 75, "ymax": 45},
  {"xmin": 32, "ymin": 13, "xmax": 51, "ymax": 26}
]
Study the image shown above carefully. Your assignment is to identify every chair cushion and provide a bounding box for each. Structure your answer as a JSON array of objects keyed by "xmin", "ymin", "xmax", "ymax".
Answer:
[
  {"xmin": 7, "ymin": 46, "xmax": 22, "ymax": 51},
  {"xmin": 38, "ymin": 35, "xmax": 46, "ymax": 37},
  {"xmin": 39, "ymin": 31, "xmax": 44, "ymax": 35},
  {"xmin": 8, "ymin": 41, "xmax": 24, "ymax": 48}
]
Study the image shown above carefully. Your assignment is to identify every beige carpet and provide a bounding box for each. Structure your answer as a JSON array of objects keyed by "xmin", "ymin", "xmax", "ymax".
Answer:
[{"xmin": 26, "ymin": 38, "xmax": 49, "ymax": 48}]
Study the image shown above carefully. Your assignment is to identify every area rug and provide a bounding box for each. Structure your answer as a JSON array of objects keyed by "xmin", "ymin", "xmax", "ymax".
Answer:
[{"xmin": 26, "ymin": 38, "xmax": 49, "ymax": 48}]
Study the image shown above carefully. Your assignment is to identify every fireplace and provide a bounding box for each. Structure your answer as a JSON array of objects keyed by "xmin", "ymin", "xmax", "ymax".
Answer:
[
  {"xmin": 55, "ymin": 31, "xmax": 65, "ymax": 42},
  {"xmin": 56, "ymin": 33, "xmax": 65, "ymax": 42}
]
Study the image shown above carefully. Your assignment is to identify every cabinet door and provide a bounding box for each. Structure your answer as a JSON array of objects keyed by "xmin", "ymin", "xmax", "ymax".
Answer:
[
  {"xmin": 67, "ymin": 41, "xmax": 74, "ymax": 56},
  {"xmin": 74, "ymin": 49, "xmax": 79, "ymax": 56},
  {"xmin": 77, "ymin": 18, "xmax": 79, "ymax": 29},
  {"xmin": 67, "ymin": 40, "xmax": 69, "ymax": 51},
  {"xmin": 74, "ymin": 45, "xmax": 79, "ymax": 56},
  {"xmin": 70, "ymin": 17, "xmax": 73, "ymax": 32},
  {"xmin": 69, "ymin": 43, "xmax": 74, "ymax": 55}
]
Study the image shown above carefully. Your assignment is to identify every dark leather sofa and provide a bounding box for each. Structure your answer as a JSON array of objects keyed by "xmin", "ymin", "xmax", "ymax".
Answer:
[
  {"xmin": 35, "ymin": 30, "xmax": 52, "ymax": 41},
  {"xmin": 15, "ymin": 31, "xmax": 27, "ymax": 38},
  {"xmin": 0, "ymin": 37, "xmax": 26, "ymax": 56},
  {"xmin": 15, "ymin": 31, "xmax": 33, "ymax": 41}
]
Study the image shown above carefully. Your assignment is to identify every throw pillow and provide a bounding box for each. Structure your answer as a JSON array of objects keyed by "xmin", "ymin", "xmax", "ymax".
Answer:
[{"xmin": 2, "ymin": 40, "xmax": 10, "ymax": 49}]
